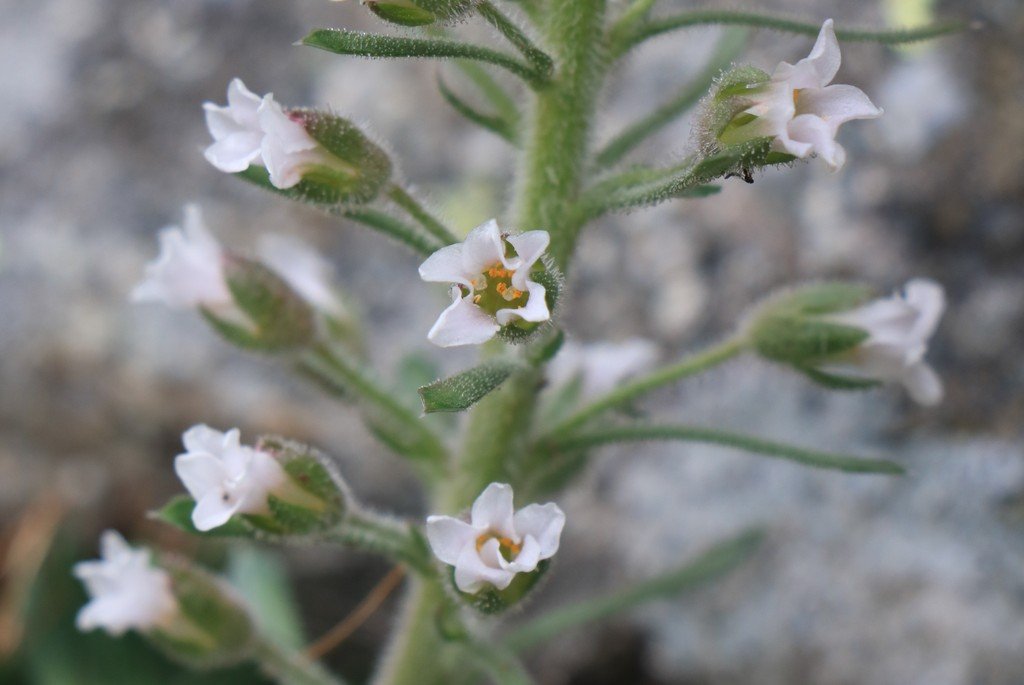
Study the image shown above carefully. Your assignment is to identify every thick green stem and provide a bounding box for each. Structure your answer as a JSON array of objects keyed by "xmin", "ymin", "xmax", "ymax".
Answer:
[
  {"xmin": 370, "ymin": 580, "xmax": 454, "ymax": 685},
  {"xmin": 514, "ymin": 0, "xmax": 608, "ymax": 269},
  {"xmin": 542, "ymin": 336, "xmax": 747, "ymax": 438}
]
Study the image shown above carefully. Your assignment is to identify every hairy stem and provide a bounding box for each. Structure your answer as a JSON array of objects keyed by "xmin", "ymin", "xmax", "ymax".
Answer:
[
  {"xmin": 542, "ymin": 336, "xmax": 747, "ymax": 438},
  {"xmin": 254, "ymin": 635, "xmax": 345, "ymax": 685}
]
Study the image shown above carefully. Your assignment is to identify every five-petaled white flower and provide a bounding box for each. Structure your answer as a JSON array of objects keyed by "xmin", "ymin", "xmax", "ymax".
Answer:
[
  {"xmin": 174, "ymin": 424, "xmax": 291, "ymax": 531},
  {"xmin": 257, "ymin": 233, "xmax": 345, "ymax": 318},
  {"xmin": 548, "ymin": 338, "xmax": 659, "ymax": 398},
  {"xmin": 731, "ymin": 19, "xmax": 882, "ymax": 170},
  {"xmin": 74, "ymin": 530, "xmax": 178, "ymax": 636},
  {"xmin": 131, "ymin": 204, "xmax": 233, "ymax": 310},
  {"xmin": 203, "ymin": 78, "xmax": 323, "ymax": 189},
  {"xmin": 825, "ymin": 278, "xmax": 945, "ymax": 405},
  {"xmin": 418, "ymin": 219, "xmax": 551, "ymax": 347},
  {"xmin": 426, "ymin": 483, "xmax": 565, "ymax": 594}
]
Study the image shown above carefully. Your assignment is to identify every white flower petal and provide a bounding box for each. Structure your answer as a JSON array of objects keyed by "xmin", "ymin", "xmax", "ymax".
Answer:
[
  {"xmin": 258, "ymin": 234, "xmax": 344, "ymax": 316},
  {"xmin": 225, "ymin": 78, "xmax": 262, "ymax": 122},
  {"xmin": 192, "ymin": 490, "xmax": 240, "ymax": 532},
  {"xmin": 454, "ymin": 544, "xmax": 516, "ymax": 593},
  {"xmin": 787, "ymin": 114, "xmax": 846, "ymax": 170},
  {"xmin": 903, "ymin": 362, "xmax": 943, "ymax": 406},
  {"xmin": 512, "ymin": 503, "xmax": 565, "ymax": 559},
  {"xmin": 427, "ymin": 289, "xmax": 500, "ymax": 347},
  {"xmin": 507, "ymin": 535, "xmax": 542, "ymax": 573},
  {"xmin": 181, "ymin": 423, "xmax": 228, "ymax": 455},
  {"xmin": 418, "ymin": 243, "xmax": 471, "ymax": 287},
  {"xmin": 257, "ymin": 97, "xmax": 322, "ymax": 190},
  {"xmin": 797, "ymin": 84, "xmax": 883, "ymax": 129},
  {"xmin": 203, "ymin": 79, "xmax": 264, "ymax": 172},
  {"xmin": 505, "ymin": 230, "xmax": 550, "ymax": 271},
  {"xmin": 495, "ymin": 279, "xmax": 550, "ymax": 327},
  {"xmin": 174, "ymin": 453, "xmax": 227, "ymax": 501},
  {"xmin": 461, "ymin": 219, "xmax": 505, "ymax": 274},
  {"xmin": 903, "ymin": 278, "xmax": 945, "ymax": 340},
  {"xmin": 776, "ymin": 19, "xmax": 841, "ymax": 88},
  {"xmin": 426, "ymin": 515, "xmax": 479, "ymax": 565},
  {"xmin": 470, "ymin": 482, "xmax": 516, "ymax": 538},
  {"xmin": 203, "ymin": 132, "xmax": 264, "ymax": 173}
]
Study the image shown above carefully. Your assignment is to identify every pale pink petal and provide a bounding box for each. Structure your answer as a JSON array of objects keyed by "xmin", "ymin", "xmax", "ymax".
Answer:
[
  {"xmin": 426, "ymin": 515, "xmax": 479, "ymax": 565},
  {"xmin": 470, "ymin": 482, "xmax": 516, "ymax": 538},
  {"xmin": 427, "ymin": 289, "xmax": 499, "ymax": 347},
  {"xmin": 513, "ymin": 503, "xmax": 565, "ymax": 559}
]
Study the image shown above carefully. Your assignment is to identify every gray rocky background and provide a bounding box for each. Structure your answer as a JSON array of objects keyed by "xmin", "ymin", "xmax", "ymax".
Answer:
[{"xmin": 1, "ymin": 0, "xmax": 1022, "ymax": 683}]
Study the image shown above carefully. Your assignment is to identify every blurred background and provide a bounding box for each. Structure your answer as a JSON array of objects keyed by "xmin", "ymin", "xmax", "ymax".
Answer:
[{"xmin": 1, "ymin": 0, "xmax": 1022, "ymax": 682}]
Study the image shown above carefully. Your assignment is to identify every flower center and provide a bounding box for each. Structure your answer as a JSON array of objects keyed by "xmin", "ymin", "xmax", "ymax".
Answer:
[
  {"xmin": 476, "ymin": 533, "xmax": 522, "ymax": 562},
  {"xmin": 469, "ymin": 262, "xmax": 529, "ymax": 315}
]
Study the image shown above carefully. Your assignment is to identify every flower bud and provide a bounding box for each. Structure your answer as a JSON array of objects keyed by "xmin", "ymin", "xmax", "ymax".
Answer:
[
  {"xmin": 748, "ymin": 280, "xmax": 945, "ymax": 405},
  {"xmin": 169, "ymin": 426, "xmax": 347, "ymax": 538},
  {"xmin": 201, "ymin": 256, "xmax": 315, "ymax": 352}
]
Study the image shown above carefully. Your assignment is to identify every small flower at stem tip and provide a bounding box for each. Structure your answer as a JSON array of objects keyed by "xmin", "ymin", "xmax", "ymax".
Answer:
[
  {"xmin": 419, "ymin": 219, "xmax": 552, "ymax": 347},
  {"xmin": 426, "ymin": 482, "xmax": 565, "ymax": 594}
]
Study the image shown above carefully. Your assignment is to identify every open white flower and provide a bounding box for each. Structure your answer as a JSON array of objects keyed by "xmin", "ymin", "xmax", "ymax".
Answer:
[
  {"xmin": 419, "ymin": 219, "xmax": 550, "ymax": 347},
  {"xmin": 548, "ymin": 338, "xmax": 659, "ymax": 398},
  {"xmin": 203, "ymin": 78, "xmax": 322, "ymax": 189},
  {"xmin": 74, "ymin": 530, "xmax": 178, "ymax": 636},
  {"xmin": 426, "ymin": 483, "xmax": 565, "ymax": 593},
  {"xmin": 174, "ymin": 425, "xmax": 290, "ymax": 531},
  {"xmin": 131, "ymin": 204, "xmax": 233, "ymax": 310},
  {"xmin": 730, "ymin": 19, "xmax": 882, "ymax": 170},
  {"xmin": 257, "ymin": 233, "xmax": 345, "ymax": 318},
  {"xmin": 825, "ymin": 278, "xmax": 945, "ymax": 405}
]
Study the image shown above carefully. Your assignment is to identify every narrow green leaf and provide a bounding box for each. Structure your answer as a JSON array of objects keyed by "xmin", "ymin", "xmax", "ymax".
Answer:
[
  {"xmin": 301, "ymin": 29, "xmax": 545, "ymax": 86},
  {"xmin": 619, "ymin": 11, "xmax": 967, "ymax": 54},
  {"xmin": 547, "ymin": 424, "xmax": 904, "ymax": 475},
  {"xmin": 419, "ymin": 360, "xmax": 521, "ymax": 413},
  {"xmin": 438, "ymin": 76, "xmax": 517, "ymax": 144},
  {"xmin": 452, "ymin": 60, "xmax": 520, "ymax": 126},
  {"xmin": 476, "ymin": 0, "xmax": 554, "ymax": 78},
  {"xmin": 506, "ymin": 529, "xmax": 765, "ymax": 650}
]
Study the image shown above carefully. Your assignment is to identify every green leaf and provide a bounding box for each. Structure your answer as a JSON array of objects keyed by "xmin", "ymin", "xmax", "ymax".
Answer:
[
  {"xmin": 547, "ymin": 424, "xmax": 904, "ymax": 475},
  {"xmin": 799, "ymin": 366, "xmax": 883, "ymax": 391},
  {"xmin": 437, "ymin": 76, "xmax": 517, "ymax": 144},
  {"xmin": 366, "ymin": 1, "xmax": 436, "ymax": 26},
  {"xmin": 505, "ymin": 529, "xmax": 765, "ymax": 650},
  {"xmin": 301, "ymin": 29, "xmax": 545, "ymax": 86},
  {"xmin": 151, "ymin": 496, "xmax": 254, "ymax": 538},
  {"xmin": 419, "ymin": 360, "xmax": 521, "ymax": 413}
]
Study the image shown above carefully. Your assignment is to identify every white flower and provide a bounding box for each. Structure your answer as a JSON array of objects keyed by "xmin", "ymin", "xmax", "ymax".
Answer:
[
  {"xmin": 173, "ymin": 425, "xmax": 290, "ymax": 531},
  {"xmin": 548, "ymin": 339, "xmax": 658, "ymax": 398},
  {"xmin": 257, "ymin": 233, "xmax": 345, "ymax": 317},
  {"xmin": 131, "ymin": 204, "xmax": 233, "ymax": 310},
  {"xmin": 825, "ymin": 278, "xmax": 945, "ymax": 405},
  {"xmin": 203, "ymin": 78, "xmax": 322, "ymax": 190},
  {"xmin": 734, "ymin": 19, "xmax": 882, "ymax": 170},
  {"xmin": 73, "ymin": 530, "xmax": 178, "ymax": 636},
  {"xmin": 418, "ymin": 219, "xmax": 551, "ymax": 347},
  {"xmin": 426, "ymin": 483, "xmax": 565, "ymax": 594}
]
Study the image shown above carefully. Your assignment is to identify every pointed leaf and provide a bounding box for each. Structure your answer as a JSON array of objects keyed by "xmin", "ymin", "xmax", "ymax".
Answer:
[{"xmin": 418, "ymin": 360, "xmax": 522, "ymax": 413}]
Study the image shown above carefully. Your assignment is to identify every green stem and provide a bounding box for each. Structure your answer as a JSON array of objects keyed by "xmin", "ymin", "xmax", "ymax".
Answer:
[
  {"xmin": 504, "ymin": 529, "xmax": 764, "ymax": 651},
  {"xmin": 615, "ymin": 11, "xmax": 965, "ymax": 56},
  {"xmin": 477, "ymin": 1, "xmax": 554, "ymax": 78},
  {"xmin": 331, "ymin": 509, "xmax": 436, "ymax": 575},
  {"xmin": 343, "ymin": 209, "xmax": 442, "ymax": 255},
  {"xmin": 543, "ymin": 336, "xmax": 747, "ymax": 438},
  {"xmin": 254, "ymin": 635, "xmax": 345, "ymax": 685},
  {"xmin": 370, "ymin": 580, "xmax": 453, "ymax": 685},
  {"xmin": 302, "ymin": 29, "xmax": 548, "ymax": 88},
  {"xmin": 301, "ymin": 344, "xmax": 449, "ymax": 468},
  {"xmin": 546, "ymin": 424, "xmax": 906, "ymax": 475},
  {"xmin": 514, "ymin": 0, "xmax": 608, "ymax": 269},
  {"xmin": 594, "ymin": 29, "xmax": 748, "ymax": 168},
  {"xmin": 386, "ymin": 185, "xmax": 459, "ymax": 245}
]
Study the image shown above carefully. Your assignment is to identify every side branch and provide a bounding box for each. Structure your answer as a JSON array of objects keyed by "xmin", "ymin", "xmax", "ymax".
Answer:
[{"xmin": 301, "ymin": 29, "xmax": 549, "ymax": 87}]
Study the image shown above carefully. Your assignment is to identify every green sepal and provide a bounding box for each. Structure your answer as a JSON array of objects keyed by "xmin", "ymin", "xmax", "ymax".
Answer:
[
  {"xmin": 456, "ymin": 559, "xmax": 551, "ymax": 615},
  {"xmin": 495, "ymin": 266, "xmax": 562, "ymax": 347},
  {"xmin": 702, "ymin": 64, "xmax": 770, "ymax": 143},
  {"xmin": 257, "ymin": 437, "xmax": 348, "ymax": 533},
  {"xmin": 202, "ymin": 257, "xmax": 315, "ymax": 353},
  {"xmin": 798, "ymin": 366, "xmax": 883, "ymax": 391},
  {"xmin": 367, "ymin": 1, "xmax": 437, "ymax": 26},
  {"xmin": 293, "ymin": 109, "xmax": 392, "ymax": 204},
  {"xmin": 409, "ymin": 0, "xmax": 475, "ymax": 22},
  {"xmin": 419, "ymin": 360, "xmax": 522, "ymax": 413},
  {"xmin": 150, "ymin": 495, "xmax": 255, "ymax": 538},
  {"xmin": 525, "ymin": 326, "xmax": 565, "ymax": 365},
  {"xmin": 148, "ymin": 556, "xmax": 255, "ymax": 669}
]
